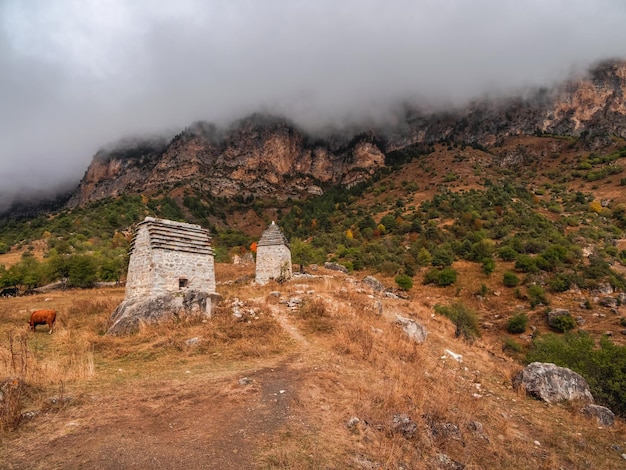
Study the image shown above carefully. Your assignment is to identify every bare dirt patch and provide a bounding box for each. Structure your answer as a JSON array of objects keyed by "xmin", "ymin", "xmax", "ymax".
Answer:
[{"xmin": 2, "ymin": 361, "xmax": 305, "ymax": 470}]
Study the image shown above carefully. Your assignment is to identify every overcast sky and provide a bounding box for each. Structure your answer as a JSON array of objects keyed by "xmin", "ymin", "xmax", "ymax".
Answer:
[{"xmin": 1, "ymin": 0, "xmax": 626, "ymax": 211}]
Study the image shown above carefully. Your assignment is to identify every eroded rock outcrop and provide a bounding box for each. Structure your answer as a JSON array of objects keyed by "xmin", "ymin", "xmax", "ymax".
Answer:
[
  {"xmin": 513, "ymin": 362, "xmax": 594, "ymax": 404},
  {"xmin": 107, "ymin": 290, "xmax": 219, "ymax": 335}
]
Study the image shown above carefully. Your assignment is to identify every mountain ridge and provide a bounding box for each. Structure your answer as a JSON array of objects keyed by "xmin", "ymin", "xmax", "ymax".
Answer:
[{"xmin": 33, "ymin": 59, "xmax": 626, "ymax": 210}]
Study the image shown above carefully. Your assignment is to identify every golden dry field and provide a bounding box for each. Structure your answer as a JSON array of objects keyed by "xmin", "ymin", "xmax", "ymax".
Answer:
[{"xmin": 1, "ymin": 263, "xmax": 625, "ymax": 469}]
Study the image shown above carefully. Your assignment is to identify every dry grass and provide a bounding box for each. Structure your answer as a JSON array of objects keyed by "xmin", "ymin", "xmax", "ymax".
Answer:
[
  {"xmin": 0, "ymin": 284, "xmax": 292, "ymax": 439},
  {"xmin": 253, "ymin": 272, "xmax": 626, "ymax": 469},
  {"xmin": 1, "ymin": 269, "xmax": 626, "ymax": 467}
]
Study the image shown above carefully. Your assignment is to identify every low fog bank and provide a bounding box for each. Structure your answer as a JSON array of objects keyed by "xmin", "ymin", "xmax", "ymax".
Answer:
[{"xmin": 2, "ymin": 0, "xmax": 626, "ymax": 215}]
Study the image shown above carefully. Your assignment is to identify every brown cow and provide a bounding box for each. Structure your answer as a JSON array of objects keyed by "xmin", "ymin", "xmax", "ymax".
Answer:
[{"xmin": 29, "ymin": 309, "xmax": 57, "ymax": 334}]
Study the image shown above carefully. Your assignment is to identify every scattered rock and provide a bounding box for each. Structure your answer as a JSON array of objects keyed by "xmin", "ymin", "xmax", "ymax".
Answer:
[
  {"xmin": 287, "ymin": 297, "xmax": 302, "ymax": 310},
  {"xmin": 444, "ymin": 349, "xmax": 463, "ymax": 362},
  {"xmin": 575, "ymin": 316, "xmax": 585, "ymax": 326},
  {"xmin": 324, "ymin": 262, "xmax": 348, "ymax": 273},
  {"xmin": 546, "ymin": 308, "xmax": 572, "ymax": 331},
  {"xmin": 238, "ymin": 377, "xmax": 253, "ymax": 386},
  {"xmin": 466, "ymin": 421, "xmax": 483, "ymax": 433},
  {"xmin": 384, "ymin": 292, "xmax": 399, "ymax": 299},
  {"xmin": 270, "ymin": 291, "xmax": 281, "ymax": 298},
  {"xmin": 185, "ymin": 337, "xmax": 200, "ymax": 346},
  {"xmin": 374, "ymin": 300, "xmax": 383, "ymax": 316},
  {"xmin": 432, "ymin": 453, "xmax": 465, "ymax": 470},
  {"xmin": 362, "ymin": 276, "xmax": 385, "ymax": 293},
  {"xmin": 46, "ymin": 396, "xmax": 74, "ymax": 407},
  {"xmin": 599, "ymin": 297, "xmax": 618, "ymax": 308},
  {"xmin": 392, "ymin": 414, "xmax": 417, "ymax": 439},
  {"xmin": 20, "ymin": 410, "xmax": 39, "ymax": 421},
  {"xmin": 232, "ymin": 298, "xmax": 245, "ymax": 318},
  {"xmin": 466, "ymin": 421, "xmax": 489, "ymax": 442},
  {"xmin": 429, "ymin": 420, "xmax": 462, "ymax": 441},
  {"xmin": 395, "ymin": 315, "xmax": 428, "ymax": 344},
  {"xmin": 346, "ymin": 416, "xmax": 360, "ymax": 430},
  {"xmin": 581, "ymin": 404, "xmax": 615, "ymax": 427},
  {"xmin": 513, "ymin": 362, "xmax": 594, "ymax": 404},
  {"xmin": 597, "ymin": 283, "xmax": 614, "ymax": 295}
]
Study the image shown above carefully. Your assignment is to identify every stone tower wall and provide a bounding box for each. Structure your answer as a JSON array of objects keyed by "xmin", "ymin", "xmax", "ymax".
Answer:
[
  {"xmin": 125, "ymin": 225, "xmax": 155, "ymax": 299},
  {"xmin": 125, "ymin": 218, "xmax": 215, "ymax": 299},
  {"xmin": 150, "ymin": 249, "xmax": 215, "ymax": 296},
  {"xmin": 255, "ymin": 244, "xmax": 292, "ymax": 285}
]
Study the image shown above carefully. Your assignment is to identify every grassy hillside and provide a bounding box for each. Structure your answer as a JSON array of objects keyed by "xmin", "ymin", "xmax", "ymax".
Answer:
[{"xmin": 1, "ymin": 134, "xmax": 626, "ymax": 466}]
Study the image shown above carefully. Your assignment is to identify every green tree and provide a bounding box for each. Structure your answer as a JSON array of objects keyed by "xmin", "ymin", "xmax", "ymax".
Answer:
[
  {"xmin": 434, "ymin": 302, "xmax": 481, "ymax": 342},
  {"xmin": 99, "ymin": 257, "xmax": 125, "ymax": 283},
  {"xmin": 290, "ymin": 238, "xmax": 322, "ymax": 273},
  {"xmin": 68, "ymin": 255, "xmax": 98, "ymax": 288}
]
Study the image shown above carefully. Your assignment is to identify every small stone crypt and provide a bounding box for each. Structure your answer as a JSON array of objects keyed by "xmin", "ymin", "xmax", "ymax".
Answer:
[
  {"xmin": 108, "ymin": 217, "xmax": 219, "ymax": 335},
  {"xmin": 255, "ymin": 221, "xmax": 292, "ymax": 285}
]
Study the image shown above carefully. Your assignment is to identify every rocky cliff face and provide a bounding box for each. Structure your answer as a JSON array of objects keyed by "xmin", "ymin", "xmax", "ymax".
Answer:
[
  {"xmin": 68, "ymin": 60, "xmax": 626, "ymax": 207},
  {"xmin": 67, "ymin": 116, "xmax": 385, "ymax": 207},
  {"xmin": 391, "ymin": 59, "xmax": 626, "ymax": 149}
]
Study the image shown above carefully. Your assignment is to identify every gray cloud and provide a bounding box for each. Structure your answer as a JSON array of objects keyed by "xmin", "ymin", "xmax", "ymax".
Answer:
[{"xmin": 2, "ymin": 0, "xmax": 626, "ymax": 212}]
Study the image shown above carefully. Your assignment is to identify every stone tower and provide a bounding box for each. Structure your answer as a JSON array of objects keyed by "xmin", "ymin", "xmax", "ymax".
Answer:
[
  {"xmin": 255, "ymin": 221, "xmax": 292, "ymax": 285},
  {"xmin": 125, "ymin": 217, "xmax": 216, "ymax": 299}
]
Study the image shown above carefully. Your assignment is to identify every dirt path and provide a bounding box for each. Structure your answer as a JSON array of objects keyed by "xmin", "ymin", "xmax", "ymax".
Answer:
[{"xmin": 3, "ymin": 362, "xmax": 305, "ymax": 470}]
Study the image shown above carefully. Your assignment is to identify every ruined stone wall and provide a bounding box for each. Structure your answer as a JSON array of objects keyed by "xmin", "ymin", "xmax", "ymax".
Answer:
[{"xmin": 255, "ymin": 244, "xmax": 292, "ymax": 285}]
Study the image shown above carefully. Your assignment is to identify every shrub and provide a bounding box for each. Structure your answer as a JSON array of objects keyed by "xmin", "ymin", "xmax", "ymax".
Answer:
[
  {"xmin": 527, "ymin": 284, "xmax": 548, "ymax": 308},
  {"xmin": 481, "ymin": 257, "xmax": 495, "ymax": 276},
  {"xmin": 432, "ymin": 246, "xmax": 455, "ymax": 267},
  {"xmin": 515, "ymin": 255, "xmax": 538, "ymax": 273},
  {"xmin": 502, "ymin": 337, "xmax": 522, "ymax": 353},
  {"xmin": 507, "ymin": 312, "xmax": 528, "ymax": 334},
  {"xmin": 503, "ymin": 271, "xmax": 520, "ymax": 288},
  {"xmin": 498, "ymin": 246, "xmax": 518, "ymax": 261},
  {"xmin": 395, "ymin": 274, "xmax": 413, "ymax": 291},
  {"xmin": 527, "ymin": 333, "xmax": 626, "ymax": 416},
  {"xmin": 437, "ymin": 267, "xmax": 457, "ymax": 286},
  {"xmin": 434, "ymin": 302, "xmax": 481, "ymax": 342},
  {"xmin": 416, "ymin": 248, "xmax": 432, "ymax": 266},
  {"xmin": 549, "ymin": 314, "xmax": 576, "ymax": 333},
  {"xmin": 547, "ymin": 273, "xmax": 573, "ymax": 292},
  {"xmin": 423, "ymin": 268, "xmax": 440, "ymax": 285}
]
